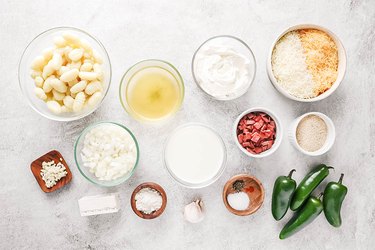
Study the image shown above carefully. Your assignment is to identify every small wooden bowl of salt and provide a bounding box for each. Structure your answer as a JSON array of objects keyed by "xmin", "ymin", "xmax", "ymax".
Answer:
[
  {"xmin": 223, "ymin": 174, "xmax": 265, "ymax": 216},
  {"xmin": 131, "ymin": 182, "xmax": 167, "ymax": 219}
]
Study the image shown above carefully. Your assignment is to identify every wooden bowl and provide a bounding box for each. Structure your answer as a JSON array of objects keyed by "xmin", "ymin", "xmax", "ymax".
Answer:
[
  {"xmin": 130, "ymin": 182, "xmax": 167, "ymax": 219},
  {"xmin": 222, "ymin": 174, "xmax": 264, "ymax": 216},
  {"xmin": 30, "ymin": 150, "xmax": 72, "ymax": 193}
]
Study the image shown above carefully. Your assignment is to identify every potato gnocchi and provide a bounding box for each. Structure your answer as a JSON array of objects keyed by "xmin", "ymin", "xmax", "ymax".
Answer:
[{"xmin": 30, "ymin": 32, "xmax": 105, "ymax": 114}]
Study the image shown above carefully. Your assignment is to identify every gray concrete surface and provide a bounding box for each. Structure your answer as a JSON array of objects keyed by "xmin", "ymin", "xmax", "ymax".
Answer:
[{"xmin": 0, "ymin": 0, "xmax": 374, "ymax": 249}]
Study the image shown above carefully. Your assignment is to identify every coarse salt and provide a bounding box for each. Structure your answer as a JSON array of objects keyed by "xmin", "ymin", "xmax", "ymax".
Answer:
[{"xmin": 227, "ymin": 192, "xmax": 250, "ymax": 211}]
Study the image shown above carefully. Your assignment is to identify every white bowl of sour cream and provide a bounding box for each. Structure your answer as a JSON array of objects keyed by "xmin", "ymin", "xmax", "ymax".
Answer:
[{"xmin": 192, "ymin": 35, "xmax": 256, "ymax": 100}]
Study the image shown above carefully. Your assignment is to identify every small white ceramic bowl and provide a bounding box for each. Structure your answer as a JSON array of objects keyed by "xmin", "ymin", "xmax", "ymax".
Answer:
[
  {"xmin": 266, "ymin": 24, "xmax": 347, "ymax": 102},
  {"xmin": 289, "ymin": 112, "xmax": 335, "ymax": 156},
  {"xmin": 233, "ymin": 107, "xmax": 283, "ymax": 158}
]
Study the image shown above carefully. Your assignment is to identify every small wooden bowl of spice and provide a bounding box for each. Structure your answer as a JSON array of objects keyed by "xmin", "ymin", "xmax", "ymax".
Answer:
[
  {"xmin": 30, "ymin": 150, "xmax": 72, "ymax": 193},
  {"xmin": 131, "ymin": 182, "xmax": 167, "ymax": 219},
  {"xmin": 223, "ymin": 174, "xmax": 264, "ymax": 216}
]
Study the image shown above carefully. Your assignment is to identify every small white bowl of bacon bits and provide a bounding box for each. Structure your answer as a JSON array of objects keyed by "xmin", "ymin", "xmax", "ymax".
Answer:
[
  {"xmin": 267, "ymin": 24, "xmax": 347, "ymax": 102},
  {"xmin": 234, "ymin": 107, "xmax": 283, "ymax": 158}
]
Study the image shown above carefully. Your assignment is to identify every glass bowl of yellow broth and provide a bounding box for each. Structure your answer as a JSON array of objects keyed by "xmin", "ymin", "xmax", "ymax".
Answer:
[{"xmin": 120, "ymin": 59, "xmax": 184, "ymax": 122}]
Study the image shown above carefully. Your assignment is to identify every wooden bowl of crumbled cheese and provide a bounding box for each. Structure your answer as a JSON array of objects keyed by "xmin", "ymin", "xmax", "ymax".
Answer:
[
  {"xmin": 30, "ymin": 150, "xmax": 72, "ymax": 193},
  {"xmin": 131, "ymin": 182, "xmax": 167, "ymax": 219},
  {"xmin": 267, "ymin": 24, "xmax": 347, "ymax": 102},
  {"xmin": 289, "ymin": 112, "xmax": 336, "ymax": 156}
]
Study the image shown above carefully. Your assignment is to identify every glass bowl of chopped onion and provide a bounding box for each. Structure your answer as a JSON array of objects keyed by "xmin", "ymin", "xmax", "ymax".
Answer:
[
  {"xmin": 18, "ymin": 27, "xmax": 112, "ymax": 121},
  {"xmin": 74, "ymin": 121, "xmax": 140, "ymax": 187}
]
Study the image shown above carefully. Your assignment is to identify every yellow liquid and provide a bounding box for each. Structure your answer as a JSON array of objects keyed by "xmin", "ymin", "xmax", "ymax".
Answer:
[{"xmin": 126, "ymin": 67, "xmax": 182, "ymax": 120}]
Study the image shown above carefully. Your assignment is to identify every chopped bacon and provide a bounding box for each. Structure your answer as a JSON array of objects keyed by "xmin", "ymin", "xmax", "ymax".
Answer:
[
  {"xmin": 238, "ymin": 134, "xmax": 244, "ymax": 143},
  {"xmin": 251, "ymin": 132, "xmax": 261, "ymax": 143},
  {"xmin": 246, "ymin": 119, "xmax": 255, "ymax": 125},
  {"xmin": 246, "ymin": 148, "xmax": 255, "ymax": 154},
  {"xmin": 236, "ymin": 111, "xmax": 277, "ymax": 155}
]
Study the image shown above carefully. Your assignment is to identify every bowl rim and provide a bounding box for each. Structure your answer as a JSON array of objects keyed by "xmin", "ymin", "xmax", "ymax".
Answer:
[
  {"xmin": 119, "ymin": 59, "xmax": 185, "ymax": 122},
  {"xmin": 290, "ymin": 112, "xmax": 336, "ymax": 156},
  {"xmin": 18, "ymin": 26, "xmax": 112, "ymax": 121},
  {"xmin": 266, "ymin": 24, "xmax": 347, "ymax": 102},
  {"xmin": 163, "ymin": 122, "xmax": 227, "ymax": 189},
  {"xmin": 233, "ymin": 107, "xmax": 283, "ymax": 158},
  {"xmin": 191, "ymin": 35, "xmax": 257, "ymax": 101},
  {"xmin": 74, "ymin": 121, "xmax": 139, "ymax": 187}
]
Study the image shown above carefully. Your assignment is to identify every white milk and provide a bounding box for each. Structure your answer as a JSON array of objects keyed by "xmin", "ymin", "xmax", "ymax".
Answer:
[{"xmin": 164, "ymin": 124, "xmax": 226, "ymax": 186}]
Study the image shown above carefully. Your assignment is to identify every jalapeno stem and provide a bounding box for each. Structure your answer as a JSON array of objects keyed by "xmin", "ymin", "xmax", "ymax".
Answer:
[
  {"xmin": 338, "ymin": 173, "xmax": 344, "ymax": 184},
  {"xmin": 288, "ymin": 169, "xmax": 296, "ymax": 178}
]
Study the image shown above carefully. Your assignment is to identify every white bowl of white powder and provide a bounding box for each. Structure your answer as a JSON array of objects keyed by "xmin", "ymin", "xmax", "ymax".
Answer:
[{"xmin": 289, "ymin": 112, "xmax": 335, "ymax": 156}]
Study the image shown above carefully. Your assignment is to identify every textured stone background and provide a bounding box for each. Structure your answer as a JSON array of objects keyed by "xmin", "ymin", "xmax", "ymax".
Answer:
[{"xmin": 0, "ymin": 0, "xmax": 374, "ymax": 249}]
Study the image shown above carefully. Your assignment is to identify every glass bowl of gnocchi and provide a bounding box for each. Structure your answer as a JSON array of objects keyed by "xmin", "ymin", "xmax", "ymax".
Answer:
[{"xmin": 18, "ymin": 27, "xmax": 111, "ymax": 121}]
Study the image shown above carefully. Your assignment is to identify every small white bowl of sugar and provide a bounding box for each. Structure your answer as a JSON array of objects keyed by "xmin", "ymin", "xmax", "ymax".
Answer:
[{"xmin": 289, "ymin": 112, "xmax": 335, "ymax": 156}]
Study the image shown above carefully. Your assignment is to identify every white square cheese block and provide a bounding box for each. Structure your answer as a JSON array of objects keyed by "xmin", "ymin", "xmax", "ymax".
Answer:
[{"xmin": 78, "ymin": 193, "xmax": 120, "ymax": 216}]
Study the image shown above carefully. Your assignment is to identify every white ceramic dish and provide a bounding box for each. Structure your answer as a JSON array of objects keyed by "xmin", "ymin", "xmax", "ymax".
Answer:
[
  {"xmin": 266, "ymin": 24, "xmax": 346, "ymax": 102},
  {"xmin": 289, "ymin": 112, "xmax": 335, "ymax": 156},
  {"xmin": 233, "ymin": 107, "xmax": 283, "ymax": 158}
]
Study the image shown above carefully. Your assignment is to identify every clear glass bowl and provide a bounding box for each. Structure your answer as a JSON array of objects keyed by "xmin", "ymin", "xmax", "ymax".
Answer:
[
  {"xmin": 74, "ymin": 121, "xmax": 139, "ymax": 187},
  {"xmin": 119, "ymin": 59, "xmax": 184, "ymax": 122},
  {"xmin": 18, "ymin": 27, "xmax": 112, "ymax": 121},
  {"xmin": 192, "ymin": 35, "xmax": 256, "ymax": 100},
  {"xmin": 163, "ymin": 123, "xmax": 227, "ymax": 188}
]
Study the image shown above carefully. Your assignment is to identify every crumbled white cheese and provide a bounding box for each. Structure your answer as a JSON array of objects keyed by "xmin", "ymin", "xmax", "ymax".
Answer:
[
  {"xmin": 40, "ymin": 160, "xmax": 68, "ymax": 188},
  {"xmin": 81, "ymin": 124, "xmax": 137, "ymax": 181}
]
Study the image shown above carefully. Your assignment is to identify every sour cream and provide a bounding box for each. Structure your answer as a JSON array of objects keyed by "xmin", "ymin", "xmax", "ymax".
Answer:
[{"xmin": 193, "ymin": 37, "xmax": 254, "ymax": 100}]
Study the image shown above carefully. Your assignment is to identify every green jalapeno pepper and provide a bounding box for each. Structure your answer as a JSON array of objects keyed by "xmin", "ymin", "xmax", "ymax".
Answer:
[
  {"xmin": 290, "ymin": 164, "xmax": 333, "ymax": 211},
  {"xmin": 279, "ymin": 194, "xmax": 323, "ymax": 239},
  {"xmin": 323, "ymin": 173, "xmax": 347, "ymax": 227},
  {"xmin": 272, "ymin": 169, "xmax": 296, "ymax": 221}
]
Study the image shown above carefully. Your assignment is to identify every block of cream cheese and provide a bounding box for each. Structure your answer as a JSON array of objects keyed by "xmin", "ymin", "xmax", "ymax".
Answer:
[{"xmin": 78, "ymin": 193, "xmax": 120, "ymax": 216}]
